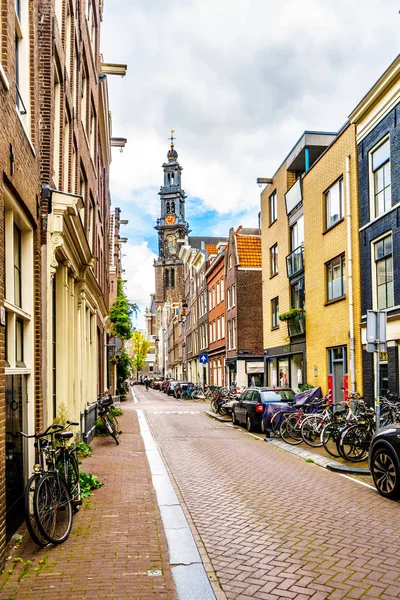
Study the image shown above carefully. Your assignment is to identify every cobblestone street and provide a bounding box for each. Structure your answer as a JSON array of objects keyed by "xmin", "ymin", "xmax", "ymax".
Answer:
[{"xmin": 137, "ymin": 387, "xmax": 400, "ymax": 600}]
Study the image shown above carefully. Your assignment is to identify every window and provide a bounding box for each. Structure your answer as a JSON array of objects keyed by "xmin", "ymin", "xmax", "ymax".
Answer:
[
  {"xmin": 81, "ymin": 63, "xmax": 88, "ymax": 130},
  {"xmin": 271, "ymin": 297, "xmax": 279, "ymax": 329},
  {"xmin": 231, "ymin": 284, "xmax": 236, "ymax": 307},
  {"xmin": 53, "ymin": 65, "xmax": 61, "ymax": 187},
  {"xmin": 291, "ymin": 278, "xmax": 305, "ymax": 310},
  {"xmin": 270, "ymin": 243, "xmax": 278, "ymax": 277},
  {"xmin": 212, "ymin": 320, "xmax": 216, "ymax": 343},
  {"xmin": 374, "ymin": 234, "xmax": 393, "ymax": 309},
  {"xmin": 209, "ymin": 290, "xmax": 213, "ymax": 310},
  {"xmin": 89, "ymin": 101, "xmax": 96, "ymax": 159},
  {"xmin": 164, "ymin": 269, "xmax": 169, "ymax": 289},
  {"xmin": 15, "ymin": 0, "xmax": 30, "ymax": 128},
  {"xmin": 326, "ymin": 254, "xmax": 345, "ymax": 301},
  {"xmin": 371, "ymin": 138, "xmax": 391, "ymax": 218},
  {"xmin": 325, "ymin": 178, "xmax": 343, "ymax": 229},
  {"xmin": 227, "ymin": 288, "xmax": 231, "ymax": 310},
  {"xmin": 13, "ymin": 224, "xmax": 22, "ymax": 307},
  {"xmin": 221, "ymin": 316, "xmax": 225, "ymax": 338},
  {"xmin": 209, "ymin": 323, "xmax": 213, "ymax": 344},
  {"xmin": 170, "ymin": 268, "xmax": 175, "ymax": 288},
  {"xmin": 290, "ymin": 216, "xmax": 304, "ymax": 251},
  {"xmin": 269, "ymin": 191, "xmax": 277, "ymax": 224},
  {"xmin": 217, "ymin": 281, "xmax": 221, "ymax": 304},
  {"xmin": 63, "ymin": 115, "xmax": 70, "ymax": 191},
  {"xmin": 229, "ymin": 254, "xmax": 232, "ymax": 269},
  {"xmin": 232, "ymin": 318, "xmax": 236, "ymax": 349},
  {"xmin": 221, "ymin": 278, "xmax": 225, "ymax": 301},
  {"xmin": 217, "ymin": 317, "xmax": 220, "ymax": 340}
]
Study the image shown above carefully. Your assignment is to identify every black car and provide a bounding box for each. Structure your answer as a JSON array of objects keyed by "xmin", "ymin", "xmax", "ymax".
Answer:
[
  {"xmin": 369, "ymin": 425, "xmax": 400, "ymax": 500},
  {"xmin": 232, "ymin": 387, "xmax": 295, "ymax": 432}
]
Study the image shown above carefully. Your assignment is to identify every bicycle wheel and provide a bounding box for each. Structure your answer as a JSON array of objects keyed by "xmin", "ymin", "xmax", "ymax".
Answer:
[
  {"xmin": 108, "ymin": 412, "xmax": 121, "ymax": 435},
  {"xmin": 280, "ymin": 414, "xmax": 303, "ymax": 445},
  {"xmin": 57, "ymin": 450, "xmax": 81, "ymax": 513},
  {"xmin": 321, "ymin": 422, "xmax": 342, "ymax": 458},
  {"xmin": 34, "ymin": 473, "xmax": 73, "ymax": 544},
  {"xmin": 24, "ymin": 474, "xmax": 49, "ymax": 547},
  {"xmin": 340, "ymin": 424, "xmax": 370, "ymax": 462},
  {"xmin": 104, "ymin": 414, "xmax": 120, "ymax": 445},
  {"xmin": 301, "ymin": 415, "xmax": 325, "ymax": 447}
]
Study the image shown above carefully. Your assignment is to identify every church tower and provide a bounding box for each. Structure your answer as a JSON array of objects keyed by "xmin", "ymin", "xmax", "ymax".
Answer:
[{"xmin": 154, "ymin": 132, "xmax": 190, "ymax": 309}]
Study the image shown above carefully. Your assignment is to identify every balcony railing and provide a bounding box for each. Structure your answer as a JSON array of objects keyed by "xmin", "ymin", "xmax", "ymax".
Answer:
[{"xmin": 286, "ymin": 245, "xmax": 304, "ymax": 278}]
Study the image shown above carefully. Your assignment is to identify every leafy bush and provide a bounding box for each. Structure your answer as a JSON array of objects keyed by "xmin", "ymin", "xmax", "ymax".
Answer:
[
  {"xmin": 298, "ymin": 383, "xmax": 314, "ymax": 392},
  {"xmin": 79, "ymin": 472, "xmax": 103, "ymax": 499},
  {"xmin": 76, "ymin": 441, "xmax": 93, "ymax": 458}
]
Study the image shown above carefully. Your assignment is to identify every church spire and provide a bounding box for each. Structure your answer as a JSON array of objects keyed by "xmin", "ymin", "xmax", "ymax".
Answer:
[{"xmin": 167, "ymin": 129, "xmax": 178, "ymax": 161}]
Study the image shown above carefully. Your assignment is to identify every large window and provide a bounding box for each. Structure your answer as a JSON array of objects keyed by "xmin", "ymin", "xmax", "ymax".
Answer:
[
  {"xmin": 291, "ymin": 278, "xmax": 304, "ymax": 310},
  {"xmin": 290, "ymin": 216, "xmax": 304, "ymax": 251},
  {"xmin": 374, "ymin": 234, "xmax": 393, "ymax": 309},
  {"xmin": 269, "ymin": 191, "xmax": 277, "ymax": 225},
  {"xmin": 325, "ymin": 178, "xmax": 343, "ymax": 229},
  {"xmin": 371, "ymin": 138, "xmax": 391, "ymax": 218},
  {"xmin": 15, "ymin": 0, "xmax": 30, "ymax": 128},
  {"xmin": 270, "ymin": 244, "xmax": 278, "ymax": 277},
  {"xmin": 326, "ymin": 255, "xmax": 345, "ymax": 302},
  {"xmin": 271, "ymin": 297, "xmax": 279, "ymax": 329}
]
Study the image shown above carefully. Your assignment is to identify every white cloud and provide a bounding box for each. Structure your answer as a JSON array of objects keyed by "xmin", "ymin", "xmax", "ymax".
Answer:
[
  {"xmin": 101, "ymin": 0, "xmax": 399, "ymax": 308},
  {"xmin": 121, "ymin": 241, "xmax": 157, "ymax": 329}
]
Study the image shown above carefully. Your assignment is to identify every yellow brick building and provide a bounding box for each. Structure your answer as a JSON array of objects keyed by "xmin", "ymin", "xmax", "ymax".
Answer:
[
  {"xmin": 302, "ymin": 123, "xmax": 363, "ymax": 400},
  {"xmin": 260, "ymin": 132, "xmax": 336, "ymax": 391}
]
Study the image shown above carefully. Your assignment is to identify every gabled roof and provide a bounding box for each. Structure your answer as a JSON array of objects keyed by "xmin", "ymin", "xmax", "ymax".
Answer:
[
  {"xmin": 236, "ymin": 234, "xmax": 262, "ymax": 268},
  {"xmin": 188, "ymin": 236, "xmax": 227, "ymax": 250},
  {"xmin": 205, "ymin": 243, "xmax": 218, "ymax": 255}
]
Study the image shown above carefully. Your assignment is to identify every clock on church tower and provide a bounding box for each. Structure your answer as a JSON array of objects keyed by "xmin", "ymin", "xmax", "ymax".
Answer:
[{"xmin": 154, "ymin": 131, "xmax": 190, "ymax": 309}]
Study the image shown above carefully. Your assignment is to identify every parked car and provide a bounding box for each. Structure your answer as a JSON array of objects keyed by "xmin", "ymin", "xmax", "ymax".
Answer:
[
  {"xmin": 232, "ymin": 387, "xmax": 295, "ymax": 432},
  {"xmin": 152, "ymin": 378, "xmax": 164, "ymax": 391},
  {"xmin": 369, "ymin": 425, "xmax": 400, "ymax": 500},
  {"xmin": 166, "ymin": 381, "xmax": 180, "ymax": 396},
  {"xmin": 162, "ymin": 379, "xmax": 175, "ymax": 394},
  {"xmin": 173, "ymin": 382, "xmax": 194, "ymax": 398}
]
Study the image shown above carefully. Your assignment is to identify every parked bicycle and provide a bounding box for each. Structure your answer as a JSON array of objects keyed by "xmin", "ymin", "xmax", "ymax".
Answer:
[
  {"xmin": 20, "ymin": 423, "xmax": 75, "ymax": 546},
  {"xmin": 97, "ymin": 393, "xmax": 121, "ymax": 445}
]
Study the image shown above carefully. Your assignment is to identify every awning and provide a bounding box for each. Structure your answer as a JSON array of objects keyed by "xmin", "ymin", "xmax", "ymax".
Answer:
[{"xmin": 246, "ymin": 362, "xmax": 264, "ymax": 374}]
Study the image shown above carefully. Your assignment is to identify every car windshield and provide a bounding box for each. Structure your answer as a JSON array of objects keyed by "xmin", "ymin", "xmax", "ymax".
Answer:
[{"xmin": 260, "ymin": 390, "xmax": 295, "ymax": 402}]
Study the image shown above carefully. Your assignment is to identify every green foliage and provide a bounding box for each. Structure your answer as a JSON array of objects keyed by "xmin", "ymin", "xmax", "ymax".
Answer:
[
  {"xmin": 76, "ymin": 441, "xmax": 93, "ymax": 458},
  {"xmin": 129, "ymin": 330, "xmax": 152, "ymax": 379},
  {"xmin": 109, "ymin": 279, "xmax": 138, "ymax": 341},
  {"xmin": 79, "ymin": 472, "xmax": 103, "ymax": 499},
  {"xmin": 279, "ymin": 307, "xmax": 304, "ymax": 322},
  {"xmin": 110, "ymin": 406, "xmax": 123, "ymax": 417},
  {"xmin": 53, "ymin": 402, "xmax": 68, "ymax": 425},
  {"xmin": 298, "ymin": 383, "xmax": 314, "ymax": 392},
  {"xmin": 116, "ymin": 349, "xmax": 131, "ymax": 396}
]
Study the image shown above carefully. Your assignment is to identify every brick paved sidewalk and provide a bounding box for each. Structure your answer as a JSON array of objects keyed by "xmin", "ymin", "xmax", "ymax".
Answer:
[{"xmin": 0, "ymin": 399, "xmax": 177, "ymax": 600}]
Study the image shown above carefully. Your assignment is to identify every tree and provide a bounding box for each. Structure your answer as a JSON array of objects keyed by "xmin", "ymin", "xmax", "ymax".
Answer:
[
  {"xmin": 129, "ymin": 331, "xmax": 152, "ymax": 380},
  {"xmin": 109, "ymin": 279, "xmax": 138, "ymax": 340}
]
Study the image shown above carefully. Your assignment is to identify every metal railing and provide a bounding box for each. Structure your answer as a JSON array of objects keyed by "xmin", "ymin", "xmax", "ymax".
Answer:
[
  {"xmin": 286, "ymin": 245, "xmax": 304, "ymax": 278},
  {"xmin": 80, "ymin": 402, "xmax": 98, "ymax": 443}
]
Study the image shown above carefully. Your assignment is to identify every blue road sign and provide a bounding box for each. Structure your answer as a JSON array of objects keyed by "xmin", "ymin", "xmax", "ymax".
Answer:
[{"xmin": 199, "ymin": 353, "xmax": 209, "ymax": 365}]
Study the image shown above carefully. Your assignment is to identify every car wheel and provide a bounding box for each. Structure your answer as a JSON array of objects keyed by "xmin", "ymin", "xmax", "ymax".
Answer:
[
  {"xmin": 232, "ymin": 410, "xmax": 238, "ymax": 425},
  {"xmin": 371, "ymin": 447, "xmax": 400, "ymax": 500},
  {"xmin": 261, "ymin": 419, "xmax": 265, "ymax": 434},
  {"xmin": 246, "ymin": 414, "xmax": 253, "ymax": 432}
]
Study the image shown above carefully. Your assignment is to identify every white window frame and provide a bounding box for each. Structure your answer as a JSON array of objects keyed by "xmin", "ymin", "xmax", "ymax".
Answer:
[
  {"xmin": 15, "ymin": 0, "xmax": 31, "ymax": 134},
  {"xmin": 232, "ymin": 318, "xmax": 237, "ymax": 349},
  {"xmin": 369, "ymin": 136, "xmax": 391, "ymax": 221},
  {"xmin": 372, "ymin": 232, "xmax": 394, "ymax": 310},
  {"xmin": 270, "ymin": 243, "xmax": 278, "ymax": 277},
  {"xmin": 231, "ymin": 284, "xmax": 236, "ymax": 308},
  {"xmin": 269, "ymin": 190, "xmax": 277, "ymax": 224},
  {"xmin": 221, "ymin": 315, "xmax": 225, "ymax": 339},
  {"xmin": 325, "ymin": 178, "xmax": 344, "ymax": 230}
]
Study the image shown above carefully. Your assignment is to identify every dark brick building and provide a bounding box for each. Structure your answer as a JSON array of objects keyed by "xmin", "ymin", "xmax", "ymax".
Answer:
[
  {"xmin": 350, "ymin": 55, "xmax": 400, "ymax": 405},
  {"xmin": 225, "ymin": 227, "xmax": 264, "ymax": 388}
]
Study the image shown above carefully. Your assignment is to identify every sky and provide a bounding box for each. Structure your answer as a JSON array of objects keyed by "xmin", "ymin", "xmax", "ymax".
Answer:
[{"xmin": 100, "ymin": 0, "xmax": 399, "ymax": 329}]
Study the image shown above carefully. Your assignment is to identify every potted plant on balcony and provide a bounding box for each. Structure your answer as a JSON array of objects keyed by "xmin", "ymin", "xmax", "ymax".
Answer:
[{"xmin": 279, "ymin": 308, "xmax": 305, "ymax": 337}]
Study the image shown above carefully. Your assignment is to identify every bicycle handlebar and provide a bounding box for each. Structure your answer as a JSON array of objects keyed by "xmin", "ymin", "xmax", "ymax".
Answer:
[{"xmin": 20, "ymin": 420, "xmax": 79, "ymax": 439}]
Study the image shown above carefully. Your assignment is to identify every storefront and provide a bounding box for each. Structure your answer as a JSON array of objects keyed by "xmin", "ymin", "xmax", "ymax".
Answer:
[{"xmin": 265, "ymin": 352, "xmax": 304, "ymax": 392}]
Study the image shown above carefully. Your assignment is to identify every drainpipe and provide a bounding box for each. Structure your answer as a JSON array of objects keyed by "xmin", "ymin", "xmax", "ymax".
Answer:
[
  {"xmin": 345, "ymin": 155, "xmax": 355, "ymax": 393},
  {"xmin": 305, "ymin": 147, "xmax": 310, "ymax": 172}
]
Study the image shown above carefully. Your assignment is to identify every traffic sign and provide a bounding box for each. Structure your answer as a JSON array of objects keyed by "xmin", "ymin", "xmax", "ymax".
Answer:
[
  {"xmin": 108, "ymin": 336, "xmax": 124, "ymax": 352},
  {"xmin": 199, "ymin": 353, "xmax": 208, "ymax": 365}
]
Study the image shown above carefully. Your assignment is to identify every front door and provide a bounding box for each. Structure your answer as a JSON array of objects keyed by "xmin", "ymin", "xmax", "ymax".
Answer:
[
  {"xmin": 328, "ymin": 347, "xmax": 347, "ymax": 405},
  {"xmin": 6, "ymin": 374, "xmax": 26, "ymax": 542}
]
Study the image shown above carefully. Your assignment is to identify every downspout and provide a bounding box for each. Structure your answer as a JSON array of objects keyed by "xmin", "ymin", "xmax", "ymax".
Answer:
[{"xmin": 345, "ymin": 155, "xmax": 355, "ymax": 393}]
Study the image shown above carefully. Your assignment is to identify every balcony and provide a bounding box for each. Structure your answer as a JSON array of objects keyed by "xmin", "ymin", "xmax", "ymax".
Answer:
[
  {"xmin": 287, "ymin": 313, "xmax": 305, "ymax": 337},
  {"xmin": 286, "ymin": 245, "xmax": 304, "ymax": 278}
]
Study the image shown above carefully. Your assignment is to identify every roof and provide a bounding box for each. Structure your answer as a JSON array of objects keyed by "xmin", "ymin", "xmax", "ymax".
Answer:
[
  {"xmin": 236, "ymin": 234, "xmax": 262, "ymax": 268},
  {"xmin": 205, "ymin": 243, "xmax": 218, "ymax": 255},
  {"xmin": 188, "ymin": 236, "xmax": 228, "ymax": 250}
]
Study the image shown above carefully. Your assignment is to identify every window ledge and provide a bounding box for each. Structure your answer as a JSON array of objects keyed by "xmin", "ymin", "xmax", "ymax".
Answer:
[
  {"xmin": 270, "ymin": 273, "xmax": 278, "ymax": 280},
  {"xmin": 0, "ymin": 63, "xmax": 10, "ymax": 90},
  {"xmin": 15, "ymin": 107, "xmax": 36, "ymax": 157},
  {"xmin": 325, "ymin": 295, "xmax": 346, "ymax": 306},
  {"xmin": 323, "ymin": 217, "xmax": 344, "ymax": 235}
]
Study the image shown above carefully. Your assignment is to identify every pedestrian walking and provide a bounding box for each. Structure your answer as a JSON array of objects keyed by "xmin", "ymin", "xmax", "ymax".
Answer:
[{"xmin": 145, "ymin": 377, "xmax": 150, "ymax": 391}]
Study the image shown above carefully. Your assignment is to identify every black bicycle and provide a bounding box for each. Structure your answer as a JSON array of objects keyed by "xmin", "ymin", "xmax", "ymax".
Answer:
[
  {"xmin": 20, "ymin": 423, "xmax": 74, "ymax": 545},
  {"xmin": 97, "ymin": 393, "xmax": 121, "ymax": 445}
]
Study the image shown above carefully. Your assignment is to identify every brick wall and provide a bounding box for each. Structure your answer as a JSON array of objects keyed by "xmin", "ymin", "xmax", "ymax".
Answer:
[{"xmin": 0, "ymin": 0, "xmax": 41, "ymax": 567}]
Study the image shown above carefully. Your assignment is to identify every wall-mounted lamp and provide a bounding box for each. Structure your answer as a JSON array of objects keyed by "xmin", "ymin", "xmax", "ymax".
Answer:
[
  {"xmin": 100, "ymin": 63, "xmax": 127, "ymax": 77},
  {"xmin": 111, "ymin": 137, "xmax": 127, "ymax": 153},
  {"xmin": 256, "ymin": 177, "xmax": 273, "ymax": 188}
]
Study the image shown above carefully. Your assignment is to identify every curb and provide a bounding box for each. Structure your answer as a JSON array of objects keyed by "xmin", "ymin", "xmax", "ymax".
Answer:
[{"xmin": 205, "ymin": 409, "xmax": 371, "ymax": 476}]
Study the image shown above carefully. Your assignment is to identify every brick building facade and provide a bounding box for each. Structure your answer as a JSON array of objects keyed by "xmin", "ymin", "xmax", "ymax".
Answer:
[{"xmin": 1, "ymin": 0, "xmax": 42, "ymax": 559}]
